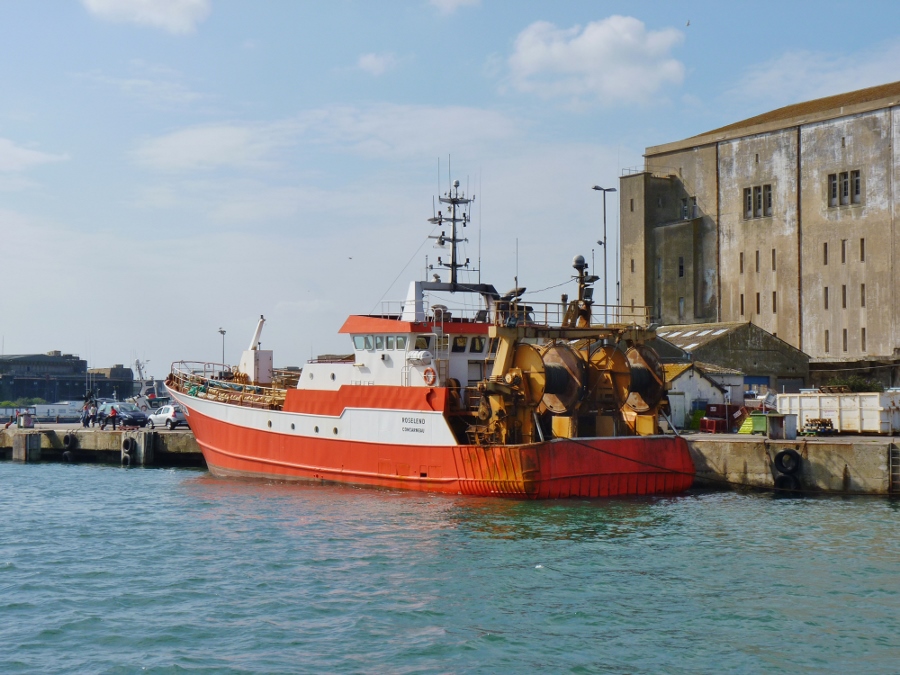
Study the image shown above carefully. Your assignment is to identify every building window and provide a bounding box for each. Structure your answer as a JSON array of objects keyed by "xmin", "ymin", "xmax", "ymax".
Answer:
[
  {"xmin": 842, "ymin": 328, "xmax": 848, "ymax": 352},
  {"xmin": 630, "ymin": 198, "xmax": 634, "ymax": 212},
  {"xmin": 656, "ymin": 257, "xmax": 662, "ymax": 279},
  {"xmin": 825, "ymin": 330, "xmax": 830, "ymax": 353},
  {"xmin": 771, "ymin": 248, "xmax": 776, "ymax": 271},
  {"xmin": 630, "ymin": 258, "xmax": 635, "ymax": 273},
  {"xmin": 743, "ymin": 184, "xmax": 773, "ymax": 219},
  {"xmin": 740, "ymin": 294, "xmax": 745, "ymax": 316},
  {"xmin": 755, "ymin": 250, "xmax": 760, "ymax": 273},
  {"xmin": 824, "ymin": 287, "xmax": 829, "ymax": 310},
  {"xmin": 678, "ymin": 256, "xmax": 684, "ymax": 278},
  {"xmin": 860, "ymin": 237, "xmax": 865, "ymax": 262},
  {"xmin": 691, "ymin": 197, "xmax": 698, "ymax": 218},
  {"xmin": 824, "ymin": 242, "xmax": 828, "ymax": 265},
  {"xmin": 861, "ymin": 327, "xmax": 867, "ymax": 352},
  {"xmin": 841, "ymin": 239, "xmax": 846, "ymax": 264},
  {"xmin": 756, "ymin": 292, "xmax": 760, "ymax": 315},
  {"xmin": 861, "ymin": 283, "xmax": 866, "ymax": 308},
  {"xmin": 740, "ymin": 252, "xmax": 744, "ymax": 274},
  {"xmin": 828, "ymin": 170, "xmax": 862, "ymax": 207},
  {"xmin": 842, "ymin": 284, "xmax": 847, "ymax": 309},
  {"xmin": 772, "ymin": 291, "xmax": 777, "ymax": 313},
  {"xmin": 678, "ymin": 297, "xmax": 685, "ymax": 319},
  {"xmin": 681, "ymin": 198, "xmax": 689, "ymax": 220}
]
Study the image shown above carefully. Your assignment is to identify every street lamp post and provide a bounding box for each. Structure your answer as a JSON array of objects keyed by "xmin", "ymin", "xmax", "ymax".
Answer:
[
  {"xmin": 218, "ymin": 327, "xmax": 226, "ymax": 365},
  {"xmin": 592, "ymin": 185, "xmax": 617, "ymax": 325}
]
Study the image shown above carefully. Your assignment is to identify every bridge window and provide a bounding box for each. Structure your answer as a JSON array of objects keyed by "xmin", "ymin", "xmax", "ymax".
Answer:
[
  {"xmin": 385, "ymin": 336, "xmax": 395, "ymax": 350},
  {"xmin": 396, "ymin": 336, "xmax": 408, "ymax": 350},
  {"xmin": 451, "ymin": 336, "xmax": 468, "ymax": 353},
  {"xmin": 470, "ymin": 336, "xmax": 486, "ymax": 353},
  {"xmin": 415, "ymin": 335, "xmax": 431, "ymax": 350},
  {"xmin": 375, "ymin": 335, "xmax": 384, "ymax": 350}
]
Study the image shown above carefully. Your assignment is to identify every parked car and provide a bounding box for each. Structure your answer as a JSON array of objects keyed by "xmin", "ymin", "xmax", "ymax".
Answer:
[
  {"xmin": 147, "ymin": 404, "xmax": 188, "ymax": 430},
  {"xmin": 97, "ymin": 402, "xmax": 148, "ymax": 428}
]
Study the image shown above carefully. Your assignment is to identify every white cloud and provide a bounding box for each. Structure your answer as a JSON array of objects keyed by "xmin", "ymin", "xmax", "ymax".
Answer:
[
  {"xmin": 357, "ymin": 52, "xmax": 399, "ymax": 76},
  {"xmin": 507, "ymin": 16, "xmax": 685, "ymax": 106},
  {"xmin": 723, "ymin": 40, "xmax": 900, "ymax": 113},
  {"xmin": 79, "ymin": 66, "xmax": 204, "ymax": 108},
  {"xmin": 135, "ymin": 104, "xmax": 518, "ymax": 174},
  {"xmin": 134, "ymin": 123, "xmax": 295, "ymax": 171},
  {"xmin": 81, "ymin": 0, "xmax": 211, "ymax": 34},
  {"xmin": 295, "ymin": 104, "xmax": 517, "ymax": 159},
  {"xmin": 429, "ymin": 0, "xmax": 480, "ymax": 15},
  {"xmin": 0, "ymin": 138, "xmax": 69, "ymax": 172}
]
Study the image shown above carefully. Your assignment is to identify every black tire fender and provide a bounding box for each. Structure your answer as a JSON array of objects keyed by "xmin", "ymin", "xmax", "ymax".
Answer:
[
  {"xmin": 63, "ymin": 433, "xmax": 78, "ymax": 450},
  {"xmin": 774, "ymin": 473, "xmax": 801, "ymax": 492},
  {"xmin": 774, "ymin": 449, "xmax": 802, "ymax": 475},
  {"xmin": 62, "ymin": 450, "xmax": 74, "ymax": 463},
  {"xmin": 121, "ymin": 452, "xmax": 131, "ymax": 467},
  {"xmin": 122, "ymin": 437, "xmax": 135, "ymax": 453}
]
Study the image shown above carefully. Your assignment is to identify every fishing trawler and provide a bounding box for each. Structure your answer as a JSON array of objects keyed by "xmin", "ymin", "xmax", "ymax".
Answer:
[{"xmin": 166, "ymin": 180, "xmax": 694, "ymax": 498}]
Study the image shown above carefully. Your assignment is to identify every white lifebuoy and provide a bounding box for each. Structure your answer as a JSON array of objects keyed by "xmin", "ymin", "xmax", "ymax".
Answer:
[{"xmin": 423, "ymin": 367, "xmax": 437, "ymax": 386}]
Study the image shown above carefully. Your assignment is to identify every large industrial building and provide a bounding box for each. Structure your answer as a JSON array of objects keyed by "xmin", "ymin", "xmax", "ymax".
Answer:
[
  {"xmin": 0, "ymin": 352, "xmax": 133, "ymax": 402},
  {"xmin": 620, "ymin": 81, "xmax": 900, "ymax": 386}
]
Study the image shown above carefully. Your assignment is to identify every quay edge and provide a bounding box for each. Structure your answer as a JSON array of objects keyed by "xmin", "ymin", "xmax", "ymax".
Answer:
[
  {"xmin": 0, "ymin": 425, "xmax": 204, "ymax": 467},
  {"xmin": 0, "ymin": 426, "xmax": 897, "ymax": 495}
]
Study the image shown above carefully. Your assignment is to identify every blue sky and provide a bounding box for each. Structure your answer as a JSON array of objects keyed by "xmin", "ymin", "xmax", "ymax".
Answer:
[{"xmin": 3, "ymin": 0, "xmax": 900, "ymax": 377}]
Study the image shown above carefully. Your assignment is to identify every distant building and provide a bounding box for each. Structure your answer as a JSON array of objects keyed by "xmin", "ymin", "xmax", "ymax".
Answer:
[
  {"xmin": 653, "ymin": 322, "xmax": 809, "ymax": 394},
  {"xmin": 0, "ymin": 351, "xmax": 133, "ymax": 402},
  {"xmin": 620, "ymin": 81, "xmax": 900, "ymax": 387},
  {"xmin": 664, "ymin": 362, "xmax": 744, "ymax": 429}
]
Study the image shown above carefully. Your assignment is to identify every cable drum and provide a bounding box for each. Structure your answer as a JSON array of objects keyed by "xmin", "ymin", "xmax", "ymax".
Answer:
[
  {"xmin": 625, "ymin": 345, "xmax": 666, "ymax": 412},
  {"xmin": 539, "ymin": 343, "xmax": 585, "ymax": 414}
]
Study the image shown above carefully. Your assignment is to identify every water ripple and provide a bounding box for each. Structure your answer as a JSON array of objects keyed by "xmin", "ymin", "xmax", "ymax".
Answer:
[{"xmin": 0, "ymin": 463, "xmax": 897, "ymax": 673}]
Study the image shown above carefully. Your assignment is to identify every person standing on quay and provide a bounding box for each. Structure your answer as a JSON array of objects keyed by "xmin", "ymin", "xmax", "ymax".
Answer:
[
  {"xmin": 101, "ymin": 406, "xmax": 118, "ymax": 431},
  {"xmin": 89, "ymin": 402, "xmax": 97, "ymax": 427},
  {"xmin": 81, "ymin": 403, "xmax": 90, "ymax": 428}
]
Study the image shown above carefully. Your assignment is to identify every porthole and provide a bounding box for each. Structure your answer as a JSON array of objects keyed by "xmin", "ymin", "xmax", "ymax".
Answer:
[
  {"xmin": 309, "ymin": 372, "xmax": 314, "ymax": 379},
  {"xmin": 267, "ymin": 420, "xmax": 272, "ymax": 428},
  {"xmin": 314, "ymin": 426, "xmax": 319, "ymax": 433},
  {"xmin": 330, "ymin": 373, "xmax": 336, "ymax": 381},
  {"xmin": 333, "ymin": 427, "xmax": 338, "ymax": 435},
  {"xmin": 291, "ymin": 423, "xmax": 295, "ymax": 430}
]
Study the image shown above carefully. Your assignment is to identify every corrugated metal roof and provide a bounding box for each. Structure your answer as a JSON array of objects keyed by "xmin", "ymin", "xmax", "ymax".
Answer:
[
  {"xmin": 656, "ymin": 322, "xmax": 746, "ymax": 352},
  {"xmin": 663, "ymin": 363, "xmax": 692, "ymax": 381},
  {"xmin": 694, "ymin": 361, "xmax": 743, "ymax": 376}
]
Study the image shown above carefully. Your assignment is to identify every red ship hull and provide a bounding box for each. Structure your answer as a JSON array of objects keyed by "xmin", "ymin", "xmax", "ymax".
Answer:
[{"xmin": 184, "ymin": 405, "xmax": 694, "ymax": 498}]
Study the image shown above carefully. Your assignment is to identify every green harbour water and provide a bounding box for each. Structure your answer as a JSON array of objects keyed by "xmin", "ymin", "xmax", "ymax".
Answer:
[{"xmin": 0, "ymin": 461, "xmax": 898, "ymax": 674}]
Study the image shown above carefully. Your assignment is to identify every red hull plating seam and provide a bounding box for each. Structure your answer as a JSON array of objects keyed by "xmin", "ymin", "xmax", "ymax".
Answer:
[{"xmin": 185, "ymin": 406, "xmax": 695, "ymax": 499}]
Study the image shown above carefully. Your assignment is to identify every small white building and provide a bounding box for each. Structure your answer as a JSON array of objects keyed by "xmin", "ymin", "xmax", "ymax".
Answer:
[{"xmin": 664, "ymin": 362, "xmax": 744, "ymax": 429}]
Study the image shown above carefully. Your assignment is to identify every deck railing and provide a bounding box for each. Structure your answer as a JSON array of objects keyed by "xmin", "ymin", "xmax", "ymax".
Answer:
[{"xmin": 371, "ymin": 301, "xmax": 651, "ymax": 328}]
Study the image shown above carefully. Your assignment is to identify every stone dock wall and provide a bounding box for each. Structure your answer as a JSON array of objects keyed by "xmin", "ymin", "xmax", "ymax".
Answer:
[{"xmin": 2, "ymin": 426, "xmax": 898, "ymax": 495}]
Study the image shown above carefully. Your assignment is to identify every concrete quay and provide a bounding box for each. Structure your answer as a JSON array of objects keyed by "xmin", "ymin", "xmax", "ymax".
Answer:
[
  {"xmin": 684, "ymin": 432, "xmax": 900, "ymax": 495},
  {"xmin": 0, "ymin": 422, "xmax": 204, "ymax": 467},
  {"xmin": 1, "ymin": 423, "xmax": 898, "ymax": 494}
]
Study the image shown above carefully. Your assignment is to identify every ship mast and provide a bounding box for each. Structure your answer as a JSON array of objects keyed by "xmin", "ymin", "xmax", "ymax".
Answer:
[{"xmin": 428, "ymin": 179, "xmax": 472, "ymax": 289}]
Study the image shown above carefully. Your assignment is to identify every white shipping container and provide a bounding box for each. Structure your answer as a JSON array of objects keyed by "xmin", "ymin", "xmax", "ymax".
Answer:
[{"xmin": 777, "ymin": 391, "xmax": 900, "ymax": 434}]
